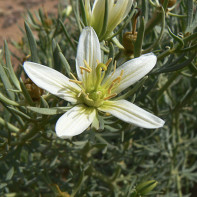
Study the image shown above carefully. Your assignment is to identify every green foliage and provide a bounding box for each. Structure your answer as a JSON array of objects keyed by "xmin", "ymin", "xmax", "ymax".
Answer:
[{"xmin": 0, "ymin": 0, "xmax": 197, "ymax": 196}]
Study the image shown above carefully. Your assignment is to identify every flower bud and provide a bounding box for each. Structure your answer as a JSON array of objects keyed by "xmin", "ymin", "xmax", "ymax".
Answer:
[
  {"xmin": 160, "ymin": 0, "xmax": 177, "ymax": 7},
  {"xmin": 25, "ymin": 78, "xmax": 44, "ymax": 101},
  {"xmin": 84, "ymin": 0, "xmax": 133, "ymax": 40},
  {"xmin": 122, "ymin": 32, "xmax": 138, "ymax": 55}
]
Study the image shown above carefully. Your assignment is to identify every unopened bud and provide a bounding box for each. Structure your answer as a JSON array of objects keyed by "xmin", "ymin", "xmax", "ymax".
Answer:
[
  {"xmin": 25, "ymin": 78, "xmax": 44, "ymax": 101},
  {"xmin": 160, "ymin": 0, "xmax": 177, "ymax": 7},
  {"xmin": 122, "ymin": 32, "xmax": 138, "ymax": 55}
]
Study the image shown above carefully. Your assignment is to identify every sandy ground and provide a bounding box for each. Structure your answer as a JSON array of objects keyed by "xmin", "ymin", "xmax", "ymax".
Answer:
[{"xmin": 0, "ymin": 0, "xmax": 59, "ymax": 55}]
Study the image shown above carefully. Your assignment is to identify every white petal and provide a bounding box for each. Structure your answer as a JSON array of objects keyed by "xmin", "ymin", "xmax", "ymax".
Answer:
[
  {"xmin": 76, "ymin": 27, "xmax": 101, "ymax": 88},
  {"xmin": 23, "ymin": 62, "xmax": 81, "ymax": 103},
  {"xmin": 99, "ymin": 100, "xmax": 164, "ymax": 129},
  {"xmin": 105, "ymin": 53, "xmax": 157, "ymax": 94},
  {"xmin": 91, "ymin": 0, "xmax": 105, "ymax": 35},
  {"xmin": 106, "ymin": 0, "xmax": 133, "ymax": 37},
  {"xmin": 122, "ymin": 0, "xmax": 133, "ymax": 19},
  {"xmin": 84, "ymin": 0, "xmax": 92, "ymax": 24},
  {"xmin": 108, "ymin": 0, "xmax": 128, "ymax": 27},
  {"xmin": 55, "ymin": 105, "xmax": 96, "ymax": 138}
]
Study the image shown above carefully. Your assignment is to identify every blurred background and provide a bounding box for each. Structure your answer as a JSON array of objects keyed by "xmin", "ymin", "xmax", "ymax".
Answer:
[{"xmin": 0, "ymin": 0, "xmax": 58, "ymax": 61}]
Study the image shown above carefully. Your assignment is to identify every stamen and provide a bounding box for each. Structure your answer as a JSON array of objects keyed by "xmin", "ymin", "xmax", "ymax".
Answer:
[
  {"xmin": 111, "ymin": 61, "xmax": 117, "ymax": 76},
  {"xmin": 106, "ymin": 69, "xmax": 124, "ymax": 94},
  {"xmin": 108, "ymin": 82, "xmax": 115, "ymax": 94},
  {"xmin": 80, "ymin": 66, "xmax": 91, "ymax": 74},
  {"xmin": 105, "ymin": 58, "xmax": 112, "ymax": 67},
  {"xmin": 69, "ymin": 79, "xmax": 82, "ymax": 84},
  {"xmin": 96, "ymin": 59, "xmax": 100, "ymax": 65},
  {"xmin": 83, "ymin": 60, "xmax": 91, "ymax": 70},
  {"xmin": 120, "ymin": 70, "xmax": 124, "ymax": 77},
  {"xmin": 70, "ymin": 72, "xmax": 78, "ymax": 81},
  {"xmin": 104, "ymin": 93, "xmax": 117, "ymax": 100},
  {"xmin": 112, "ymin": 70, "xmax": 124, "ymax": 83},
  {"xmin": 112, "ymin": 76, "xmax": 121, "ymax": 83},
  {"xmin": 77, "ymin": 91, "xmax": 82, "ymax": 97},
  {"xmin": 105, "ymin": 113, "xmax": 111, "ymax": 116}
]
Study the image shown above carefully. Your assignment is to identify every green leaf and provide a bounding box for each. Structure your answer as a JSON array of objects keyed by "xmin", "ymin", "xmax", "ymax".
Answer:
[
  {"xmin": 52, "ymin": 39, "xmax": 61, "ymax": 70},
  {"xmin": 71, "ymin": 171, "xmax": 87, "ymax": 197},
  {"xmin": 8, "ymin": 106, "xmax": 31, "ymax": 120},
  {"xmin": 79, "ymin": 0, "xmax": 88, "ymax": 26},
  {"xmin": 134, "ymin": 17, "xmax": 145, "ymax": 57},
  {"xmin": 0, "ymin": 117, "xmax": 19, "ymax": 132},
  {"xmin": 156, "ymin": 53, "xmax": 196, "ymax": 73},
  {"xmin": 136, "ymin": 180, "xmax": 158, "ymax": 195},
  {"xmin": 25, "ymin": 22, "xmax": 39, "ymax": 62},
  {"xmin": 142, "ymin": 0, "xmax": 149, "ymax": 23},
  {"xmin": 27, "ymin": 9, "xmax": 38, "ymax": 26},
  {"xmin": 0, "ymin": 92, "xmax": 19, "ymax": 106},
  {"xmin": 105, "ymin": 42, "xmax": 115, "ymax": 77},
  {"xmin": 6, "ymin": 167, "xmax": 14, "ymax": 181},
  {"xmin": 0, "ymin": 183, "xmax": 7, "ymax": 189},
  {"xmin": 116, "ymin": 76, "xmax": 148, "ymax": 100},
  {"xmin": 58, "ymin": 52, "xmax": 71, "ymax": 77},
  {"xmin": 59, "ymin": 19, "xmax": 76, "ymax": 51},
  {"xmin": 184, "ymin": 32, "xmax": 197, "ymax": 43},
  {"xmin": 27, "ymin": 106, "xmax": 71, "ymax": 115},
  {"xmin": 168, "ymin": 27, "xmax": 184, "ymax": 49},
  {"xmin": 50, "ymin": 156, "xmax": 58, "ymax": 168},
  {"xmin": 0, "ymin": 63, "xmax": 15, "ymax": 100},
  {"xmin": 143, "ymin": 6, "xmax": 165, "ymax": 54},
  {"xmin": 4, "ymin": 41, "xmax": 20, "ymax": 90},
  {"xmin": 40, "ymin": 97, "xmax": 49, "ymax": 108},
  {"xmin": 186, "ymin": 0, "xmax": 194, "ymax": 33}
]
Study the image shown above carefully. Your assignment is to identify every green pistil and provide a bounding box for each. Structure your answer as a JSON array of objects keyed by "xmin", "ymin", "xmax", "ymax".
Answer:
[{"xmin": 95, "ymin": 63, "xmax": 107, "ymax": 91}]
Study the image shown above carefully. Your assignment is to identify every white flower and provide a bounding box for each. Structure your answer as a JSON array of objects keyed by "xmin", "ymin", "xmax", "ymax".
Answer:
[
  {"xmin": 24, "ymin": 27, "xmax": 164, "ymax": 138},
  {"xmin": 84, "ymin": 0, "xmax": 133, "ymax": 40}
]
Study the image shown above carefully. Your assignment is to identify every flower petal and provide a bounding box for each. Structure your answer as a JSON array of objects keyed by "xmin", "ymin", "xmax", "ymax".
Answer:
[
  {"xmin": 122, "ymin": 0, "xmax": 133, "ymax": 19},
  {"xmin": 23, "ymin": 62, "xmax": 81, "ymax": 103},
  {"xmin": 84, "ymin": 0, "xmax": 92, "ymax": 23},
  {"xmin": 105, "ymin": 53, "xmax": 157, "ymax": 94},
  {"xmin": 107, "ymin": 0, "xmax": 133, "ymax": 36},
  {"xmin": 76, "ymin": 27, "xmax": 101, "ymax": 89},
  {"xmin": 55, "ymin": 105, "xmax": 96, "ymax": 138},
  {"xmin": 91, "ymin": 0, "xmax": 105, "ymax": 35},
  {"xmin": 99, "ymin": 100, "xmax": 165, "ymax": 129}
]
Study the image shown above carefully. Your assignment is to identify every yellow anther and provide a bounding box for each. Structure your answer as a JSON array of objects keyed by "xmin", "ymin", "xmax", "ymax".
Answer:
[
  {"xmin": 77, "ymin": 91, "xmax": 82, "ymax": 97},
  {"xmin": 69, "ymin": 79, "xmax": 82, "ymax": 84},
  {"xmin": 83, "ymin": 59, "xmax": 91, "ymax": 70},
  {"xmin": 105, "ymin": 112, "xmax": 111, "ymax": 116},
  {"xmin": 26, "ymin": 54, "xmax": 31, "ymax": 59},
  {"xmin": 111, "ymin": 61, "xmax": 117, "ymax": 76},
  {"xmin": 96, "ymin": 59, "xmax": 100, "ymax": 65},
  {"xmin": 104, "ymin": 93, "xmax": 117, "ymax": 100},
  {"xmin": 108, "ymin": 82, "xmax": 115, "ymax": 94},
  {"xmin": 112, "ymin": 76, "xmax": 121, "ymax": 83},
  {"xmin": 80, "ymin": 66, "xmax": 91, "ymax": 74},
  {"xmin": 112, "ymin": 70, "xmax": 124, "ymax": 84},
  {"xmin": 105, "ymin": 58, "xmax": 112, "ymax": 67}
]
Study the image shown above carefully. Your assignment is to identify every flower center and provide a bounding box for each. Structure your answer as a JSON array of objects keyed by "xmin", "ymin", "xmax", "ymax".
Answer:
[
  {"xmin": 79, "ymin": 88, "xmax": 105, "ymax": 107},
  {"xmin": 69, "ymin": 58, "xmax": 124, "ymax": 107}
]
